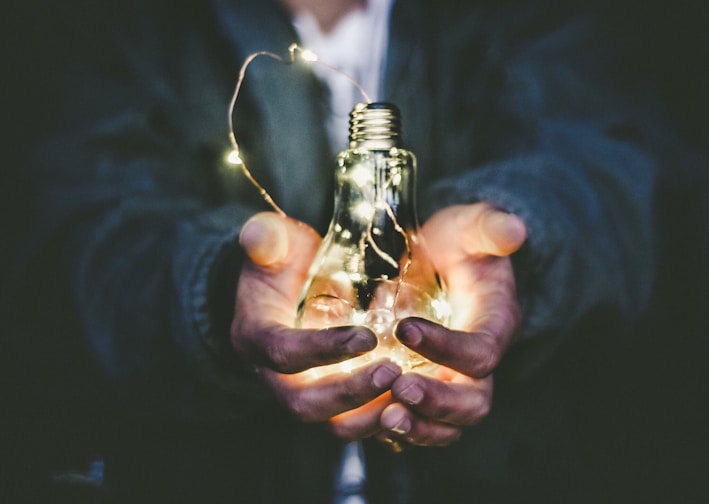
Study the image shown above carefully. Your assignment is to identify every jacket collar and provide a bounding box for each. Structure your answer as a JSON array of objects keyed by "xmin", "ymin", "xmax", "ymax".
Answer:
[{"xmin": 210, "ymin": 0, "xmax": 334, "ymax": 229}]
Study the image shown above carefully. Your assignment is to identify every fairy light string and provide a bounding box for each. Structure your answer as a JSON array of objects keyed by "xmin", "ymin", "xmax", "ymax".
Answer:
[
  {"xmin": 228, "ymin": 43, "xmax": 415, "ymax": 327},
  {"xmin": 227, "ymin": 44, "xmax": 371, "ymax": 218}
]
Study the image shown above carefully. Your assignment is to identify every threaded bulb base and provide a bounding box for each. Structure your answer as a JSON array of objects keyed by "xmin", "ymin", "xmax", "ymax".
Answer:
[{"xmin": 348, "ymin": 102, "xmax": 402, "ymax": 150}]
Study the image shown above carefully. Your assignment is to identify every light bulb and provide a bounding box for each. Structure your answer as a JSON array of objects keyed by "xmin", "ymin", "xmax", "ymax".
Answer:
[{"xmin": 296, "ymin": 103, "xmax": 451, "ymax": 377}]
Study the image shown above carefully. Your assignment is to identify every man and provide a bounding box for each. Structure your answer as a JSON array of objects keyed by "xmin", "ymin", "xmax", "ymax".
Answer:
[{"xmin": 4, "ymin": 0, "xmax": 707, "ymax": 502}]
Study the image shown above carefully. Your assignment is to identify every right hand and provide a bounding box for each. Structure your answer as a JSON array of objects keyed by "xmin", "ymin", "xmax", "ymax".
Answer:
[
  {"xmin": 378, "ymin": 203, "xmax": 526, "ymax": 450},
  {"xmin": 231, "ymin": 212, "xmax": 402, "ymax": 441}
]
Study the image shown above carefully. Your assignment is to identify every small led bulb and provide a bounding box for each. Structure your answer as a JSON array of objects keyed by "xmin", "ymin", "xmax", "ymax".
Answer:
[
  {"xmin": 300, "ymin": 49, "xmax": 319, "ymax": 62},
  {"xmin": 226, "ymin": 149, "xmax": 243, "ymax": 166}
]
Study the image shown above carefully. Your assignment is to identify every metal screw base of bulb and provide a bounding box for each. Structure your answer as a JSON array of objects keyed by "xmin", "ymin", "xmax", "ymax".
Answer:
[{"xmin": 349, "ymin": 103, "xmax": 403, "ymax": 150}]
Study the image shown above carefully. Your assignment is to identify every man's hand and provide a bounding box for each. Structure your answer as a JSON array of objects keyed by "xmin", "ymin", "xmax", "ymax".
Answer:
[
  {"xmin": 379, "ymin": 203, "xmax": 527, "ymax": 449},
  {"xmin": 231, "ymin": 212, "xmax": 402, "ymax": 440}
]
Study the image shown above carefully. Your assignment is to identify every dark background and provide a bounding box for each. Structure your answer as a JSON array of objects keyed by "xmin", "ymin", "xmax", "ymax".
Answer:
[{"xmin": 2, "ymin": 1, "xmax": 707, "ymax": 502}]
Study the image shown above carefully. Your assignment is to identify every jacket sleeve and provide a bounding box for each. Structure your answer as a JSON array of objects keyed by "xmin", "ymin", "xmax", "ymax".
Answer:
[
  {"xmin": 19, "ymin": 6, "xmax": 273, "ymax": 420},
  {"xmin": 418, "ymin": 3, "xmax": 676, "ymax": 378}
]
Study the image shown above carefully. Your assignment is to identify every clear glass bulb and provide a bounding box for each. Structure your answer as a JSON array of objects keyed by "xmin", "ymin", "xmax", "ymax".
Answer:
[{"xmin": 296, "ymin": 103, "xmax": 451, "ymax": 377}]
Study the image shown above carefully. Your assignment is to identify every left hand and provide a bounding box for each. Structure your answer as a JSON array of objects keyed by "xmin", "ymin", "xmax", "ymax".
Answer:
[
  {"xmin": 377, "ymin": 202, "xmax": 527, "ymax": 450},
  {"xmin": 232, "ymin": 213, "xmax": 402, "ymax": 441}
]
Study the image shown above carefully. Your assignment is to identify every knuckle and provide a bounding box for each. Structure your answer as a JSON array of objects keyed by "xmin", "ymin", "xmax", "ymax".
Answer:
[
  {"xmin": 462, "ymin": 394, "xmax": 491, "ymax": 426},
  {"xmin": 475, "ymin": 395, "xmax": 492, "ymax": 420},
  {"xmin": 267, "ymin": 341, "xmax": 295, "ymax": 373},
  {"xmin": 337, "ymin": 378, "xmax": 365, "ymax": 409},
  {"xmin": 476, "ymin": 351, "xmax": 499, "ymax": 378},
  {"xmin": 473, "ymin": 334, "xmax": 502, "ymax": 377},
  {"xmin": 420, "ymin": 389, "xmax": 444, "ymax": 414}
]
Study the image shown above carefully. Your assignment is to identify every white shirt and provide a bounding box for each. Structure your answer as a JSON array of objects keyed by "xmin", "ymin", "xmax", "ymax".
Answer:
[{"xmin": 291, "ymin": 0, "xmax": 394, "ymax": 152}]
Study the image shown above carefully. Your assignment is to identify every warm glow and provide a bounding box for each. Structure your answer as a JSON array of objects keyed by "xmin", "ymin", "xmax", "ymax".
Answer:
[
  {"xmin": 390, "ymin": 169, "xmax": 402, "ymax": 186},
  {"xmin": 351, "ymin": 311, "xmax": 367, "ymax": 325},
  {"xmin": 226, "ymin": 149, "xmax": 243, "ymax": 165},
  {"xmin": 338, "ymin": 359, "xmax": 354, "ymax": 374},
  {"xmin": 431, "ymin": 297, "xmax": 453, "ymax": 321},
  {"xmin": 331, "ymin": 271, "xmax": 351, "ymax": 285},
  {"xmin": 300, "ymin": 49, "xmax": 319, "ymax": 62},
  {"xmin": 350, "ymin": 165, "xmax": 374, "ymax": 187},
  {"xmin": 353, "ymin": 201, "xmax": 375, "ymax": 220},
  {"xmin": 349, "ymin": 272, "xmax": 364, "ymax": 283}
]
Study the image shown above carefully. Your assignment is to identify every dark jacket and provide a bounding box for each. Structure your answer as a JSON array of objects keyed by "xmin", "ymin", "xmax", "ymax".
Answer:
[{"xmin": 3, "ymin": 0, "xmax": 708, "ymax": 502}]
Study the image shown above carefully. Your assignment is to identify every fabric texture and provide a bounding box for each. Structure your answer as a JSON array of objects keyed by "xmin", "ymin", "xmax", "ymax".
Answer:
[{"xmin": 3, "ymin": 0, "xmax": 708, "ymax": 502}]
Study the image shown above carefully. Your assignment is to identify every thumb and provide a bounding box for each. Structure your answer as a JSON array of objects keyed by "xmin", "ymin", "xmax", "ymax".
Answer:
[
  {"xmin": 239, "ymin": 212, "xmax": 290, "ymax": 266},
  {"xmin": 239, "ymin": 212, "xmax": 320, "ymax": 267},
  {"xmin": 473, "ymin": 205, "xmax": 527, "ymax": 256},
  {"xmin": 424, "ymin": 204, "xmax": 527, "ymax": 259},
  {"xmin": 235, "ymin": 212, "xmax": 322, "ymax": 323}
]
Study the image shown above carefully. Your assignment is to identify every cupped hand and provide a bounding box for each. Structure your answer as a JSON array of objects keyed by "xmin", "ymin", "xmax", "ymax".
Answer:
[
  {"xmin": 231, "ymin": 212, "xmax": 402, "ymax": 440},
  {"xmin": 379, "ymin": 203, "xmax": 527, "ymax": 449}
]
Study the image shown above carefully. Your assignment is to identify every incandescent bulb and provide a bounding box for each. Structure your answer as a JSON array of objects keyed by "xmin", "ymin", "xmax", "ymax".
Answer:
[{"xmin": 296, "ymin": 103, "xmax": 450, "ymax": 377}]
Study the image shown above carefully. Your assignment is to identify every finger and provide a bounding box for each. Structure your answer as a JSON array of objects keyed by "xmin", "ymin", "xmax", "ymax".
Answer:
[
  {"xmin": 390, "ymin": 372, "xmax": 492, "ymax": 426},
  {"xmin": 395, "ymin": 317, "xmax": 504, "ymax": 378},
  {"xmin": 243, "ymin": 325, "xmax": 377, "ymax": 374},
  {"xmin": 380, "ymin": 403, "xmax": 463, "ymax": 447},
  {"xmin": 261, "ymin": 360, "xmax": 402, "ymax": 423},
  {"xmin": 327, "ymin": 391, "xmax": 394, "ymax": 441}
]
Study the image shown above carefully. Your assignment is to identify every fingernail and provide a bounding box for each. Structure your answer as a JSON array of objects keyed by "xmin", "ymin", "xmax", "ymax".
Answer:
[
  {"xmin": 345, "ymin": 330, "xmax": 377, "ymax": 354},
  {"xmin": 372, "ymin": 363, "xmax": 400, "ymax": 388},
  {"xmin": 488, "ymin": 212, "xmax": 527, "ymax": 255},
  {"xmin": 382, "ymin": 408, "xmax": 411, "ymax": 435},
  {"xmin": 239, "ymin": 213, "xmax": 288, "ymax": 266},
  {"xmin": 399, "ymin": 383, "xmax": 424, "ymax": 405},
  {"xmin": 396, "ymin": 320, "xmax": 423, "ymax": 348}
]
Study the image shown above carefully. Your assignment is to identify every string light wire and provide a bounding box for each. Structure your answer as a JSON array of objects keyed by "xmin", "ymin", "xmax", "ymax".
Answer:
[{"xmin": 227, "ymin": 44, "xmax": 371, "ymax": 216}]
